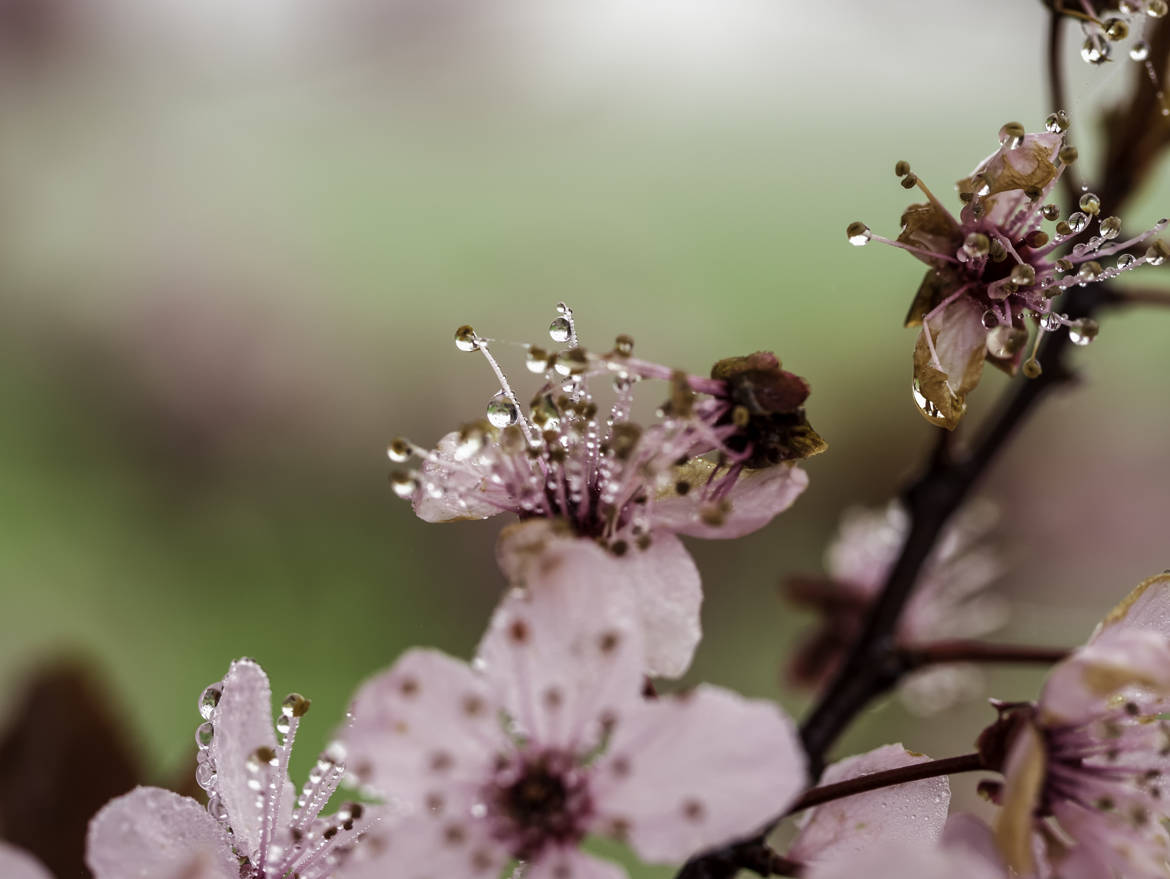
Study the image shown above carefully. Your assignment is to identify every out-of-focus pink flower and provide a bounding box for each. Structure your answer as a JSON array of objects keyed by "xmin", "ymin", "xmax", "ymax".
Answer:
[
  {"xmin": 849, "ymin": 119, "xmax": 1169, "ymax": 428},
  {"xmin": 389, "ymin": 306, "xmax": 822, "ymax": 677},
  {"xmin": 787, "ymin": 743, "xmax": 951, "ymax": 868},
  {"xmin": 787, "ymin": 501, "xmax": 1004, "ymax": 712},
  {"xmin": 86, "ymin": 660, "xmax": 378, "ymax": 879},
  {"xmin": 0, "ymin": 843, "xmax": 53, "ymax": 879},
  {"xmin": 804, "ymin": 815, "xmax": 1008, "ymax": 879},
  {"xmin": 341, "ymin": 544, "xmax": 807, "ymax": 879},
  {"xmin": 981, "ymin": 573, "xmax": 1170, "ymax": 877}
]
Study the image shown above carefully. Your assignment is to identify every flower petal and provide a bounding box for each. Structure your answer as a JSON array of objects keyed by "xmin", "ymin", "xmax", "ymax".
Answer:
[
  {"xmin": 495, "ymin": 519, "xmax": 698, "ymax": 679},
  {"xmin": 0, "ymin": 844, "xmax": 53, "ymax": 879},
  {"xmin": 651, "ymin": 461, "xmax": 808, "ymax": 540},
  {"xmin": 788, "ymin": 744, "xmax": 950, "ymax": 866},
  {"xmin": 912, "ymin": 296, "xmax": 986, "ymax": 430},
  {"xmin": 85, "ymin": 787, "xmax": 235, "ymax": 879},
  {"xmin": 526, "ymin": 848, "xmax": 629, "ymax": 879},
  {"xmin": 940, "ymin": 814, "xmax": 1003, "ymax": 870},
  {"xmin": 207, "ymin": 658, "xmax": 284, "ymax": 856},
  {"xmin": 413, "ymin": 430, "xmax": 507, "ymax": 523},
  {"xmin": 995, "ymin": 722, "xmax": 1046, "ymax": 876},
  {"xmin": 1040, "ymin": 627, "xmax": 1170, "ymax": 724},
  {"xmin": 342, "ymin": 648, "xmax": 504, "ymax": 810},
  {"xmin": 803, "ymin": 838, "xmax": 1004, "ymax": 879},
  {"xmin": 482, "ymin": 525, "xmax": 646, "ymax": 748},
  {"xmin": 340, "ymin": 813, "xmax": 506, "ymax": 879},
  {"xmin": 593, "ymin": 685, "xmax": 805, "ymax": 863},
  {"xmin": 1094, "ymin": 572, "xmax": 1170, "ymax": 641}
]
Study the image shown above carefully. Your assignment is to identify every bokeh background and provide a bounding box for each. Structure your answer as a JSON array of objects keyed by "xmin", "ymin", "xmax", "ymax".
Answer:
[{"xmin": 1, "ymin": 0, "xmax": 1168, "ymax": 876}]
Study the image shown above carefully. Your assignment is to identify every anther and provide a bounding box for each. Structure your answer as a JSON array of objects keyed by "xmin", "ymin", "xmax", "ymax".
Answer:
[
  {"xmin": 894, "ymin": 160, "xmax": 911, "ymax": 177},
  {"xmin": 455, "ymin": 325, "xmax": 480, "ymax": 352},
  {"xmin": 846, "ymin": 221, "xmax": 871, "ymax": 246}
]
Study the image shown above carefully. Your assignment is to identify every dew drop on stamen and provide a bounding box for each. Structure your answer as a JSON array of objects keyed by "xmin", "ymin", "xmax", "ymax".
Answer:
[
  {"xmin": 1068, "ymin": 318, "xmax": 1100, "ymax": 346},
  {"xmin": 998, "ymin": 121, "xmax": 1025, "ymax": 148},
  {"xmin": 981, "ymin": 310, "xmax": 999, "ymax": 329},
  {"xmin": 1145, "ymin": 242, "xmax": 1169, "ymax": 265},
  {"xmin": 1081, "ymin": 38, "xmax": 1110, "ymax": 65},
  {"xmin": 1010, "ymin": 264, "xmax": 1037, "ymax": 286},
  {"xmin": 1117, "ymin": 253, "xmax": 1137, "ymax": 269},
  {"xmin": 847, "ymin": 221, "xmax": 871, "ymax": 246},
  {"xmin": 199, "ymin": 683, "xmax": 222, "ymax": 719},
  {"xmin": 1040, "ymin": 312, "xmax": 1064, "ymax": 332},
  {"xmin": 1079, "ymin": 192, "xmax": 1101, "ymax": 215},
  {"xmin": 1149, "ymin": 0, "xmax": 1168, "ymax": 18},
  {"xmin": 390, "ymin": 470, "xmax": 420, "ymax": 499},
  {"xmin": 1041, "ymin": 204, "xmax": 1061, "ymax": 221},
  {"xmin": 486, "ymin": 393, "xmax": 519, "ymax": 428},
  {"xmin": 1045, "ymin": 111, "xmax": 1070, "ymax": 133},
  {"xmin": 549, "ymin": 318, "xmax": 572, "ymax": 343},
  {"xmin": 1067, "ymin": 212, "xmax": 1090, "ymax": 233},
  {"xmin": 454, "ymin": 325, "xmax": 479, "ymax": 353},
  {"xmin": 986, "ymin": 325, "xmax": 1027, "ymax": 359},
  {"xmin": 1131, "ymin": 40, "xmax": 1151, "ymax": 61},
  {"xmin": 963, "ymin": 232, "xmax": 990, "ymax": 258},
  {"xmin": 387, "ymin": 437, "xmax": 412, "ymax": 463},
  {"xmin": 1099, "ymin": 216, "xmax": 1123, "ymax": 240}
]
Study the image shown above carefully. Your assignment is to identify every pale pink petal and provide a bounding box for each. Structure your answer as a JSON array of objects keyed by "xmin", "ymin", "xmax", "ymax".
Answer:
[
  {"xmin": 342, "ymin": 648, "xmax": 505, "ymax": 810},
  {"xmin": 803, "ymin": 839, "xmax": 1004, "ymax": 879},
  {"xmin": 413, "ymin": 430, "xmax": 508, "ymax": 523},
  {"xmin": 526, "ymin": 848, "xmax": 629, "ymax": 879},
  {"xmin": 339, "ymin": 812, "xmax": 506, "ymax": 879},
  {"xmin": 1092, "ymin": 572, "xmax": 1170, "ymax": 641},
  {"xmin": 788, "ymin": 743, "xmax": 950, "ymax": 866},
  {"xmin": 482, "ymin": 524, "xmax": 645, "ymax": 748},
  {"xmin": 940, "ymin": 815, "xmax": 1005, "ymax": 872},
  {"xmin": 86, "ymin": 787, "xmax": 236, "ymax": 879},
  {"xmin": 495, "ymin": 518, "xmax": 695, "ymax": 683},
  {"xmin": 0, "ymin": 844, "xmax": 53, "ymax": 879},
  {"xmin": 208, "ymin": 658, "xmax": 282, "ymax": 855},
  {"xmin": 650, "ymin": 462, "xmax": 808, "ymax": 540},
  {"xmin": 592, "ymin": 685, "xmax": 805, "ymax": 863},
  {"xmin": 1039, "ymin": 628, "xmax": 1170, "ymax": 724}
]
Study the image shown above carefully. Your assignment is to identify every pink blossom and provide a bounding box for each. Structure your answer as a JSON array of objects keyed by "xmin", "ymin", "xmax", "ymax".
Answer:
[
  {"xmin": 0, "ymin": 843, "xmax": 53, "ymax": 879},
  {"xmin": 787, "ymin": 743, "xmax": 951, "ymax": 867},
  {"xmin": 388, "ymin": 307, "xmax": 822, "ymax": 677},
  {"xmin": 982, "ymin": 572, "xmax": 1170, "ymax": 877},
  {"xmin": 787, "ymin": 501, "xmax": 1004, "ymax": 712},
  {"xmin": 849, "ymin": 119, "xmax": 1169, "ymax": 428},
  {"xmin": 340, "ymin": 546, "xmax": 807, "ymax": 879},
  {"xmin": 86, "ymin": 659, "xmax": 379, "ymax": 879}
]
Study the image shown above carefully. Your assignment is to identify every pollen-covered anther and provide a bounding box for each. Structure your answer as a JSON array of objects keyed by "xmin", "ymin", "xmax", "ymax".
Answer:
[{"xmin": 847, "ymin": 221, "xmax": 871, "ymax": 246}]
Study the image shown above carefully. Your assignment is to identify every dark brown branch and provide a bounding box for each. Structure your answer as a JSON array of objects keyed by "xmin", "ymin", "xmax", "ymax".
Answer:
[
  {"xmin": 785, "ymin": 752, "xmax": 986, "ymax": 815},
  {"xmin": 1102, "ymin": 285, "xmax": 1170, "ymax": 307},
  {"xmin": 899, "ymin": 640, "xmax": 1069, "ymax": 669}
]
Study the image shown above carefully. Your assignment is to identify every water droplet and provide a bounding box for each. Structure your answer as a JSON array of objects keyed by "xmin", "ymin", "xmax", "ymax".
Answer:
[
  {"xmin": 1145, "ymin": 242, "xmax": 1168, "ymax": 265},
  {"xmin": 1079, "ymin": 192, "xmax": 1101, "ymax": 215},
  {"xmin": 455, "ymin": 425, "xmax": 487, "ymax": 461},
  {"xmin": 986, "ymin": 325, "xmax": 1028, "ymax": 359},
  {"xmin": 525, "ymin": 346, "xmax": 549, "ymax": 374},
  {"xmin": 1077, "ymin": 261, "xmax": 1103, "ymax": 283},
  {"xmin": 389, "ymin": 470, "xmax": 420, "ymax": 499},
  {"xmin": 1082, "ymin": 38, "xmax": 1110, "ymax": 64},
  {"xmin": 548, "ymin": 318, "xmax": 572, "ymax": 343},
  {"xmin": 196, "ymin": 721, "xmax": 215, "ymax": 750},
  {"xmin": 556, "ymin": 301, "xmax": 573, "ymax": 317},
  {"xmin": 471, "ymin": 802, "xmax": 488, "ymax": 818},
  {"xmin": 207, "ymin": 794, "xmax": 229, "ymax": 822},
  {"xmin": 1068, "ymin": 318, "xmax": 1100, "ymax": 345},
  {"xmin": 980, "ymin": 309, "xmax": 999, "ymax": 329},
  {"xmin": 486, "ymin": 393, "xmax": 519, "ymax": 428},
  {"xmin": 276, "ymin": 715, "xmax": 292, "ymax": 735},
  {"xmin": 1040, "ymin": 312, "xmax": 1064, "ymax": 332},
  {"xmin": 454, "ymin": 325, "xmax": 479, "ymax": 353},
  {"xmin": 1023, "ymin": 358, "xmax": 1043, "ymax": 379},
  {"xmin": 1041, "ymin": 204, "xmax": 1061, "ymax": 222},
  {"xmin": 963, "ymin": 232, "xmax": 990, "ymax": 258},
  {"xmin": 613, "ymin": 334, "xmax": 634, "ymax": 357},
  {"xmin": 998, "ymin": 121, "xmax": 1025, "ymax": 148},
  {"xmin": 196, "ymin": 761, "xmax": 217, "ymax": 790},
  {"xmin": 1044, "ymin": 111, "xmax": 1070, "ymax": 133},
  {"xmin": 1131, "ymin": 40, "xmax": 1151, "ymax": 61},
  {"xmin": 386, "ymin": 437, "xmax": 412, "ymax": 463},
  {"xmin": 1010, "ymin": 264, "xmax": 1037, "ymax": 286},
  {"xmin": 1149, "ymin": 0, "xmax": 1168, "ymax": 18},
  {"xmin": 1117, "ymin": 253, "xmax": 1137, "ymax": 269},
  {"xmin": 847, "ymin": 221, "xmax": 871, "ymax": 246},
  {"xmin": 1105, "ymin": 17, "xmax": 1130, "ymax": 40},
  {"xmin": 198, "ymin": 684, "xmax": 222, "ymax": 720},
  {"xmin": 1067, "ymin": 211, "xmax": 1089, "ymax": 233}
]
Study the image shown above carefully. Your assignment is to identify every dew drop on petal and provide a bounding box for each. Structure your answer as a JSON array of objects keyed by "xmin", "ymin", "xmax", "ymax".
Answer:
[
  {"xmin": 549, "ymin": 318, "xmax": 572, "ymax": 343},
  {"xmin": 980, "ymin": 309, "xmax": 999, "ymax": 329},
  {"xmin": 986, "ymin": 325, "xmax": 1028, "ymax": 359},
  {"xmin": 207, "ymin": 794, "xmax": 229, "ymax": 822},
  {"xmin": 196, "ymin": 721, "xmax": 215, "ymax": 750},
  {"xmin": 199, "ymin": 684, "xmax": 222, "ymax": 720}
]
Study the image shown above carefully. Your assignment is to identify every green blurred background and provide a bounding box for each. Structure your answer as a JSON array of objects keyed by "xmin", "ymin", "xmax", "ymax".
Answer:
[{"xmin": 1, "ymin": 1, "xmax": 1168, "ymax": 875}]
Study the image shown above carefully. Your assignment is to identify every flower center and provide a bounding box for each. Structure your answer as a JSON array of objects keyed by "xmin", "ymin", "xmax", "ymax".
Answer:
[{"xmin": 487, "ymin": 749, "xmax": 594, "ymax": 860}]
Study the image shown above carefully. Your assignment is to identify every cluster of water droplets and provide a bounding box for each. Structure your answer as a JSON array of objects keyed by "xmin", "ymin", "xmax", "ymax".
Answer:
[
  {"xmin": 1078, "ymin": 1, "xmax": 1170, "ymax": 115},
  {"xmin": 193, "ymin": 673, "xmax": 368, "ymax": 879}
]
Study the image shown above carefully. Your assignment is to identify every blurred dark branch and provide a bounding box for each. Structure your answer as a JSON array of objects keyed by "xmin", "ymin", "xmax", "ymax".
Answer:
[
  {"xmin": 1102, "ymin": 284, "xmax": 1170, "ymax": 306},
  {"xmin": 1048, "ymin": 10, "xmax": 1082, "ymax": 208},
  {"xmin": 899, "ymin": 640, "xmax": 1070, "ymax": 669}
]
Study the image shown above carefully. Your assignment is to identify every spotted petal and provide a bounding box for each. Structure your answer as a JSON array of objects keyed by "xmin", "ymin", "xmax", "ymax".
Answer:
[
  {"xmin": 592, "ymin": 685, "xmax": 805, "ymax": 863},
  {"xmin": 339, "ymin": 812, "xmax": 506, "ymax": 879},
  {"xmin": 651, "ymin": 461, "xmax": 809, "ymax": 540},
  {"xmin": 85, "ymin": 787, "xmax": 236, "ymax": 879},
  {"xmin": 803, "ymin": 838, "xmax": 1004, "ymax": 879},
  {"xmin": 495, "ymin": 519, "xmax": 698, "ymax": 679},
  {"xmin": 912, "ymin": 296, "xmax": 986, "ymax": 430},
  {"xmin": 526, "ymin": 849, "xmax": 629, "ymax": 879},
  {"xmin": 342, "ymin": 648, "xmax": 505, "ymax": 811},
  {"xmin": 788, "ymin": 744, "xmax": 950, "ymax": 866},
  {"xmin": 413, "ymin": 430, "xmax": 506, "ymax": 523}
]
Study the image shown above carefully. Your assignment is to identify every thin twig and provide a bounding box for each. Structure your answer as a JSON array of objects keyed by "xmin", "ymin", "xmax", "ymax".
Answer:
[
  {"xmin": 785, "ymin": 752, "xmax": 986, "ymax": 814},
  {"xmin": 899, "ymin": 640, "xmax": 1069, "ymax": 669}
]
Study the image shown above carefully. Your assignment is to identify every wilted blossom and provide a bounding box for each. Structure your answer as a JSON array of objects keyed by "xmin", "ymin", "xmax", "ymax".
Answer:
[
  {"xmin": 340, "ymin": 538, "xmax": 807, "ymax": 879},
  {"xmin": 0, "ymin": 843, "xmax": 52, "ymax": 879},
  {"xmin": 977, "ymin": 572, "xmax": 1170, "ymax": 877},
  {"xmin": 786, "ymin": 743, "xmax": 951, "ymax": 869},
  {"xmin": 848, "ymin": 118, "xmax": 1169, "ymax": 428},
  {"xmin": 787, "ymin": 501, "xmax": 1005, "ymax": 712},
  {"xmin": 388, "ymin": 304, "xmax": 823, "ymax": 677},
  {"xmin": 87, "ymin": 659, "xmax": 378, "ymax": 879}
]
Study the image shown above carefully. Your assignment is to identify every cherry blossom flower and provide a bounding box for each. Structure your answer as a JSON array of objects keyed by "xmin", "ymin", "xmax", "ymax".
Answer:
[
  {"xmin": 387, "ymin": 305, "xmax": 823, "ymax": 677},
  {"xmin": 979, "ymin": 572, "xmax": 1170, "ymax": 877},
  {"xmin": 786, "ymin": 501, "xmax": 1005, "ymax": 712},
  {"xmin": 86, "ymin": 659, "xmax": 378, "ymax": 879},
  {"xmin": 340, "ymin": 540, "xmax": 807, "ymax": 879},
  {"xmin": 848, "ymin": 119, "xmax": 1169, "ymax": 428},
  {"xmin": 787, "ymin": 743, "xmax": 951, "ymax": 868},
  {"xmin": 0, "ymin": 843, "xmax": 53, "ymax": 879}
]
